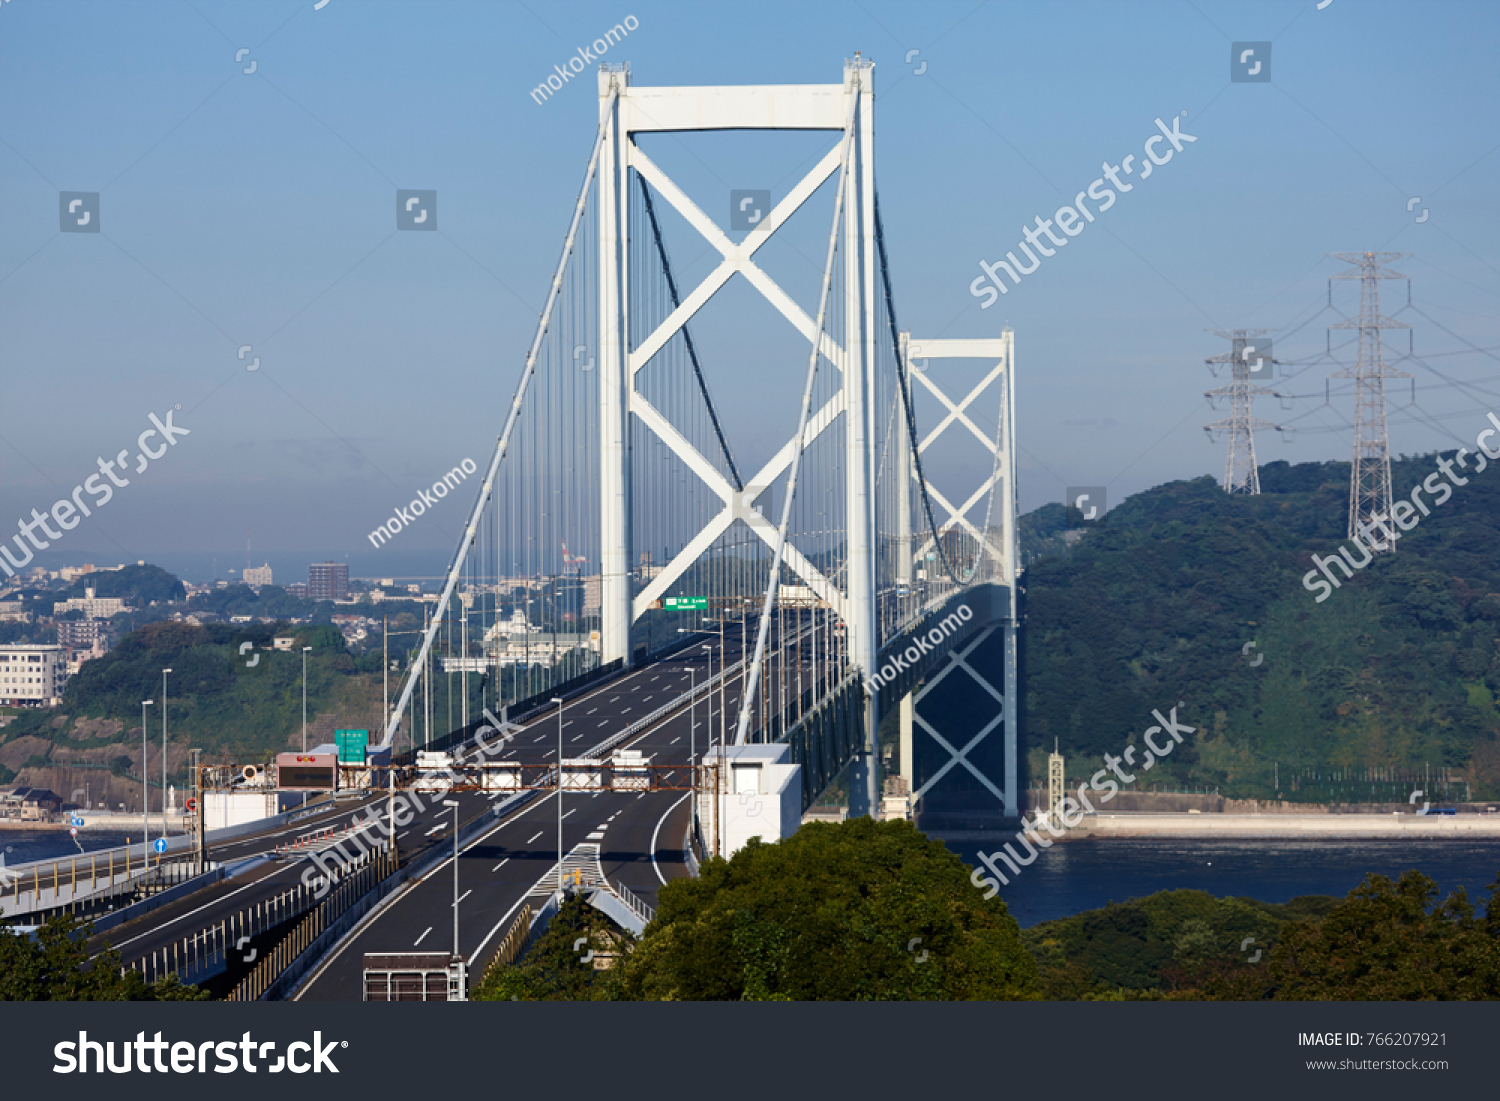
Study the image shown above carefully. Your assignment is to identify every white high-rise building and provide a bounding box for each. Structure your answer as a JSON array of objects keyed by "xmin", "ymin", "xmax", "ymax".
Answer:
[
  {"xmin": 243, "ymin": 563, "xmax": 273, "ymax": 586},
  {"xmin": 52, "ymin": 588, "xmax": 127, "ymax": 618},
  {"xmin": 0, "ymin": 645, "xmax": 68, "ymax": 707}
]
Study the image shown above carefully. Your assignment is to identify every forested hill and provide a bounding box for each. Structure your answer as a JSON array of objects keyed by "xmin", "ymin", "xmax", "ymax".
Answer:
[{"xmin": 1021, "ymin": 452, "xmax": 1500, "ymax": 802}]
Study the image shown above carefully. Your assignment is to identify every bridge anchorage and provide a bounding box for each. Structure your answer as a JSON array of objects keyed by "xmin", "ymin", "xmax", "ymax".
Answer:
[{"xmin": 381, "ymin": 57, "xmax": 1021, "ymax": 831}]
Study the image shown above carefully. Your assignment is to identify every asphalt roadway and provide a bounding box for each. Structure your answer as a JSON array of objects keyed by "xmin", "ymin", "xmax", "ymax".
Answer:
[
  {"xmin": 293, "ymin": 643, "xmax": 757, "ymax": 1000},
  {"xmin": 67, "ymin": 614, "xmax": 832, "ymax": 997}
]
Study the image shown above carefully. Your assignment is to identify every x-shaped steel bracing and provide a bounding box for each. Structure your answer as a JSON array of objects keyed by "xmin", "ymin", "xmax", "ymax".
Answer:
[
  {"xmin": 905, "ymin": 338, "xmax": 1013, "ymax": 569},
  {"xmin": 909, "ymin": 625, "xmax": 1006, "ymax": 806},
  {"xmin": 624, "ymin": 140, "xmax": 852, "ymax": 624}
]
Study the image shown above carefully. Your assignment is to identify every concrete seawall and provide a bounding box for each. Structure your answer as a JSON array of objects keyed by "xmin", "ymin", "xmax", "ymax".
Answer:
[{"xmin": 1063, "ymin": 813, "xmax": 1500, "ymax": 840}]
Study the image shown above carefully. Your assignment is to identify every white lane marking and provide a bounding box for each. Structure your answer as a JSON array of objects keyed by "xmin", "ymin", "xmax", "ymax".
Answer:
[
  {"xmin": 598, "ymin": 720, "xmax": 609, "ymax": 728},
  {"xmin": 669, "ymin": 736, "xmax": 681, "ymax": 745},
  {"xmin": 526, "ymin": 831, "xmax": 544, "ymax": 843},
  {"xmin": 663, "ymin": 770, "xmax": 677, "ymax": 780},
  {"xmin": 587, "ymin": 832, "xmax": 604, "ymax": 841},
  {"xmin": 652, "ymin": 793, "xmax": 692, "ymax": 886},
  {"xmin": 492, "ymin": 858, "xmax": 510, "ymax": 871},
  {"xmin": 543, "ymin": 750, "xmax": 555, "ymax": 757},
  {"xmin": 292, "ymin": 663, "xmax": 721, "ymax": 974},
  {"xmin": 572, "ymin": 733, "xmax": 584, "ymax": 742},
  {"xmin": 414, "ymin": 927, "xmax": 432, "ymax": 946},
  {"xmin": 609, "ymin": 696, "xmax": 619, "ymax": 703},
  {"xmin": 424, "ymin": 824, "xmax": 445, "ymax": 836},
  {"xmin": 563, "ymin": 721, "xmax": 574, "ymax": 728},
  {"xmin": 596, "ymin": 824, "xmax": 609, "ymax": 830},
  {"xmin": 398, "ymin": 830, "xmax": 411, "ymax": 839},
  {"xmin": 649, "ymin": 676, "xmax": 659, "ymax": 682},
  {"xmin": 297, "ymin": 790, "xmax": 570, "ymax": 998},
  {"xmin": 454, "ymin": 889, "xmax": 472, "ymax": 906},
  {"xmin": 562, "ymin": 808, "xmax": 577, "ymax": 819},
  {"xmin": 621, "ymin": 706, "xmax": 632, "ymax": 714},
  {"xmin": 587, "ymin": 707, "xmax": 598, "ymax": 715}
]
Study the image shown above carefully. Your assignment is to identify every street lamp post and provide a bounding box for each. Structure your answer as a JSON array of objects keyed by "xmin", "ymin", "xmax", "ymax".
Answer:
[
  {"xmin": 441, "ymin": 798, "xmax": 463, "ymax": 999},
  {"xmin": 140, "ymin": 699, "xmax": 153, "ymax": 850},
  {"xmin": 677, "ymin": 630, "xmax": 696, "ymax": 824},
  {"xmin": 700, "ymin": 643, "xmax": 713, "ymax": 841},
  {"xmin": 161, "ymin": 669, "xmax": 172, "ymax": 840},
  {"xmin": 301, "ymin": 646, "xmax": 313, "ymax": 751},
  {"xmin": 551, "ymin": 697, "xmax": 564, "ymax": 892},
  {"xmin": 678, "ymin": 629, "xmax": 709, "ymax": 846}
]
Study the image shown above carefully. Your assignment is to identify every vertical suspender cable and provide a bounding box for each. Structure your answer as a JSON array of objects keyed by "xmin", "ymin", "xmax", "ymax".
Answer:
[
  {"xmin": 380, "ymin": 88, "xmax": 619, "ymax": 745},
  {"xmin": 734, "ymin": 99, "xmax": 855, "ymax": 747}
]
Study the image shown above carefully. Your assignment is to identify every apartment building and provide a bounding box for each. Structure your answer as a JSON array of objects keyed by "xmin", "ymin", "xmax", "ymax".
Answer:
[
  {"xmin": 52, "ymin": 587, "xmax": 127, "ymax": 618},
  {"xmin": 307, "ymin": 563, "xmax": 348, "ymax": 602},
  {"xmin": 0, "ymin": 645, "xmax": 69, "ymax": 707}
]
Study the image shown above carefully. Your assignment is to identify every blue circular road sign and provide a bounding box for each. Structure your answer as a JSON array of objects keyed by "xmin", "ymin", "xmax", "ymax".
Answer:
[{"xmin": 153, "ymin": 838, "xmax": 168, "ymax": 854}]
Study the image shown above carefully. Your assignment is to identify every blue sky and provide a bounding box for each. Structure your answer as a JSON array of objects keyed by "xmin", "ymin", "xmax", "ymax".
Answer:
[{"xmin": 1, "ymin": 0, "xmax": 1496, "ymax": 581}]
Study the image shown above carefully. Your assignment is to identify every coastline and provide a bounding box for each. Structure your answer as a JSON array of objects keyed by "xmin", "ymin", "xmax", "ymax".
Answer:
[
  {"xmin": 932, "ymin": 812, "xmax": 1500, "ymax": 843},
  {"xmin": 0, "ymin": 814, "xmax": 186, "ymax": 833}
]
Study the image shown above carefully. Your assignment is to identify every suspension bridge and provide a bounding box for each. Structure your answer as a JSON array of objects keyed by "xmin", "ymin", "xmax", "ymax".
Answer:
[
  {"xmin": 376, "ymin": 57, "xmax": 1021, "ymax": 828},
  {"xmin": 0, "ymin": 58, "xmax": 1022, "ymax": 1000}
]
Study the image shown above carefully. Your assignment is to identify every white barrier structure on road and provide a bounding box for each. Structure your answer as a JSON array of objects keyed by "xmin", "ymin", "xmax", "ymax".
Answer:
[{"xmin": 699, "ymin": 744, "xmax": 802, "ymax": 860}]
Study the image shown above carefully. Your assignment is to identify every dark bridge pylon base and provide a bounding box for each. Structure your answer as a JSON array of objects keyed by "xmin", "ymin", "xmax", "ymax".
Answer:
[{"xmin": 777, "ymin": 584, "xmax": 1014, "ymax": 819}]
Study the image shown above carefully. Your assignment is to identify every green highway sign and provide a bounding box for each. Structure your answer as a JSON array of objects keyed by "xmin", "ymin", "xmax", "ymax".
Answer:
[{"xmin": 666, "ymin": 596, "xmax": 708, "ymax": 610}]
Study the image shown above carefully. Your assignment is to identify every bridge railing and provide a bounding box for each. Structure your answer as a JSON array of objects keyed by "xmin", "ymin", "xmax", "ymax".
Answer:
[
  {"xmin": 613, "ymin": 881, "xmax": 656, "ymax": 928},
  {"xmin": 480, "ymin": 902, "xmax": 534, "ymax": 985},
  {"xmin": 119, "ymin": 844, "xmax": 388, "ymax": 991},
  {"xmin": 1, "ymin": 847, "xmax": 186, "ymax": 921},
  {"xmin": 225, "ymin": 844, "xmax": 398, "ymax": 1001}
]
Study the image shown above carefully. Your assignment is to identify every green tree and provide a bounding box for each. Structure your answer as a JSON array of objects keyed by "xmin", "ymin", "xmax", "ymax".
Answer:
[
  {"xmin": 470, "ymin": 894, "xmax": 627, "ymax": 1002},
  {"xmin": 611, "ymin": 818, "xmax": 1037, "ymax": 1001},
  {"xmin": 0, "ymin": 915, "xmax": 209, "ymax": 1001},
  {"xmin": 1024, "ymin": 889, "xmax": 1336, "ymax": 997},
  {"xmin": 1266, "ymin": 871, "xmax": 1500, "ymax": 1000}
]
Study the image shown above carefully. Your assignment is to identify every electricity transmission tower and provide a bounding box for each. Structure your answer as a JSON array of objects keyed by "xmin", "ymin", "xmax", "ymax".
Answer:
[
  {"xmin": 1328, "ymin": 252, "xmax": 1410, "ymax": 549},
  {"xmin": 1204, "ymin": 329, "xmax": 1280, "ymax": 494}
]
